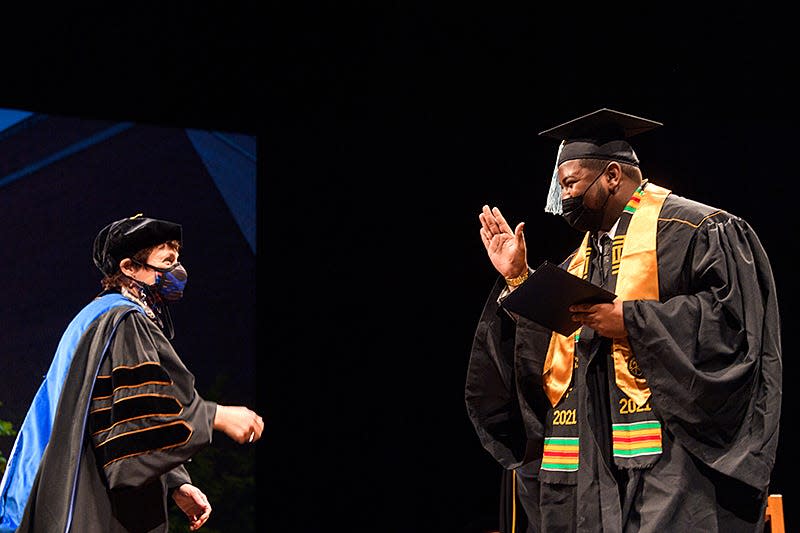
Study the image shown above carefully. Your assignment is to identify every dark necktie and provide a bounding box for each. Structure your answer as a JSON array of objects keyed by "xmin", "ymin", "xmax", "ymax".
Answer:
[{"xmin": 592, "ymin": 234, "xmax": 613, "ymax": 287}]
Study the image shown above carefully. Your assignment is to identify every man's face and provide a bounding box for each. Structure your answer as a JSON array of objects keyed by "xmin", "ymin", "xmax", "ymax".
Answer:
[{"xmin": 558, "ymin": 160, "xmax": 608, "ymax": 209}]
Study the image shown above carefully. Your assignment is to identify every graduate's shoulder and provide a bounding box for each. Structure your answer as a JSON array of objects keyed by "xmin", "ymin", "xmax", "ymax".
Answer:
[{"xmin": 659, "ymin": 191, "xmax": 740, "ymax": 229}]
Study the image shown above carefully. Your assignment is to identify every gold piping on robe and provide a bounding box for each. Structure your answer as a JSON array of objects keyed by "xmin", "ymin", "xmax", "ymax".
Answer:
[{"xmin": 542, "ymin": 183, "xmax": 671, "ymax": 407}]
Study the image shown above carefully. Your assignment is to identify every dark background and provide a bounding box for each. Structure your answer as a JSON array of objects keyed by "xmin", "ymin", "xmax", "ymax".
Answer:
[{"xmin": 1, "ymin": 3, "xmax": 797, "ymax": 532}]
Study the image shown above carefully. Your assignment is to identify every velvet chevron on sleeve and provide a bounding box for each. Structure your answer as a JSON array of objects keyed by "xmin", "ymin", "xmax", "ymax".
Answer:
[{"xmin": 0, "ymin": 293, "xmax": 217, "ymax": 533}]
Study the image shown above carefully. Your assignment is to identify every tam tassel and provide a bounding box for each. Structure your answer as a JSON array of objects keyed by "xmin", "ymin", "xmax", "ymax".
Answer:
[{"xmin": 544, "ymin": 141, "xmax": 565, "ymax": 214}]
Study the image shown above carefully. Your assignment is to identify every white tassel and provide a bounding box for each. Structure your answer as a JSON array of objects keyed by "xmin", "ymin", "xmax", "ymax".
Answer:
[{"xmin": 544, "ymin": 141, "xmax": 565, "ymax": 214}]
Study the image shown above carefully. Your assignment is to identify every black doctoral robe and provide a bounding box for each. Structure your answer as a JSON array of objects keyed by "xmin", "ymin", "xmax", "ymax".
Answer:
[
  {"xmin": 11, "ymin": 292, "xmax": 216, "ymax": 532},
  {"xmin": 465, "ymin": 187, "xmax": 782, "ymax": 532}
]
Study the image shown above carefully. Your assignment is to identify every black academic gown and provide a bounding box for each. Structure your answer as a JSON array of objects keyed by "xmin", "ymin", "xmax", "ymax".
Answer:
[
  {"xmin": 466, "ymin": 190, "xmax": 782, "ymax": 533},
  {"xmin": 17, "ymin": 294, "xmax": 216, "ymax": 532}
]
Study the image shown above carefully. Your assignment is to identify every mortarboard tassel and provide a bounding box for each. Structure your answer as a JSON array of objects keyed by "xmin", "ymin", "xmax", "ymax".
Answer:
[{"xmin": 544, "ymin": 141, "xmax": 565, "ymax": 215}]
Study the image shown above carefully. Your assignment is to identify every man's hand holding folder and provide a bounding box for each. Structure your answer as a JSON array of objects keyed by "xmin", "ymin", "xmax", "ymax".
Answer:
[{"xmin": 500, "ymin": 261, "xmax": 618, "ymax": 336}]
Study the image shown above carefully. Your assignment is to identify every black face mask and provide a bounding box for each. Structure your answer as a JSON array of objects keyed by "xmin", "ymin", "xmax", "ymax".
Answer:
[{"xmin": 560, "ymin": 164, "xmax": 611, "ymax": 233}]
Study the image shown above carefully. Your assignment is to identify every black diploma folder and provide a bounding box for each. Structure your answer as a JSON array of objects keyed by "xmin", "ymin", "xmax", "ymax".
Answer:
[{"xmin": 500, "ymin": 260, "xmax": 616, "ymax": 336}]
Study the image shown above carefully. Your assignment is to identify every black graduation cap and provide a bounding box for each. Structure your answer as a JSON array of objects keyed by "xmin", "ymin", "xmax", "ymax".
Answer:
[
  {"xmin": 93, "ymin": 213, "xmax": 182, "ymax": 276},
  {"xmin": 539, "ymin": 108, "xmax": 662, "ymax": 214},
  {"xmin": 540, "ymin": 108, "xmax": 662, "ymax": 167}
]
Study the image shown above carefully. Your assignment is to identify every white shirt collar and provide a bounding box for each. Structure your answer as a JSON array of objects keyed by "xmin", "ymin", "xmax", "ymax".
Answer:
[{"xmin": 596, "ymin": 218, "xmax": 620, "ymax": 249}]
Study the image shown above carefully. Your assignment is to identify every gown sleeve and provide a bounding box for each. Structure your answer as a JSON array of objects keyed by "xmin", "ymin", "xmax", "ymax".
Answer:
[
  {"xmin": 164, "ymin": 464, "xmax": 192, "ymax": 492},
  {"xmin": 88, "ymin": 311, "xmax": 217, "ymax": 490},
  {"xmin": 465, "ymin": 277, "xmax": 550, "ymax": 469},
  {"xmin": 624, "ymin": 216, "xmax": 781, "ymax": 490}
]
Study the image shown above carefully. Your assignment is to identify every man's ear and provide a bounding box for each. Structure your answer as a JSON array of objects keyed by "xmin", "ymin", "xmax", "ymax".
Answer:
[{"xmin": 606, "ymin": 162, "xmax": 623, "ymax": 192}]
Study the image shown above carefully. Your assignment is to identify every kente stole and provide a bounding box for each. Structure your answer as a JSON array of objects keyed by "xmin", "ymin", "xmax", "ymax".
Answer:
[
  {"xmin": 539, "ymin": 182, "xmax": 670, "ymax": 475},
  {"xmin": 542, "ymin": 182, "xmax": 669, "ymax": 406}
]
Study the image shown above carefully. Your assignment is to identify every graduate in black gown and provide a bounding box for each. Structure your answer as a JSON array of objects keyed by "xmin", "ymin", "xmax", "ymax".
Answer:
[
  {"xmin": 0, "ymin": 214, "xmax": 265, "ymax": 532},
  {"xmin": 465, "ymin": 109, "xmax": 782, "ymax": 532}
]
